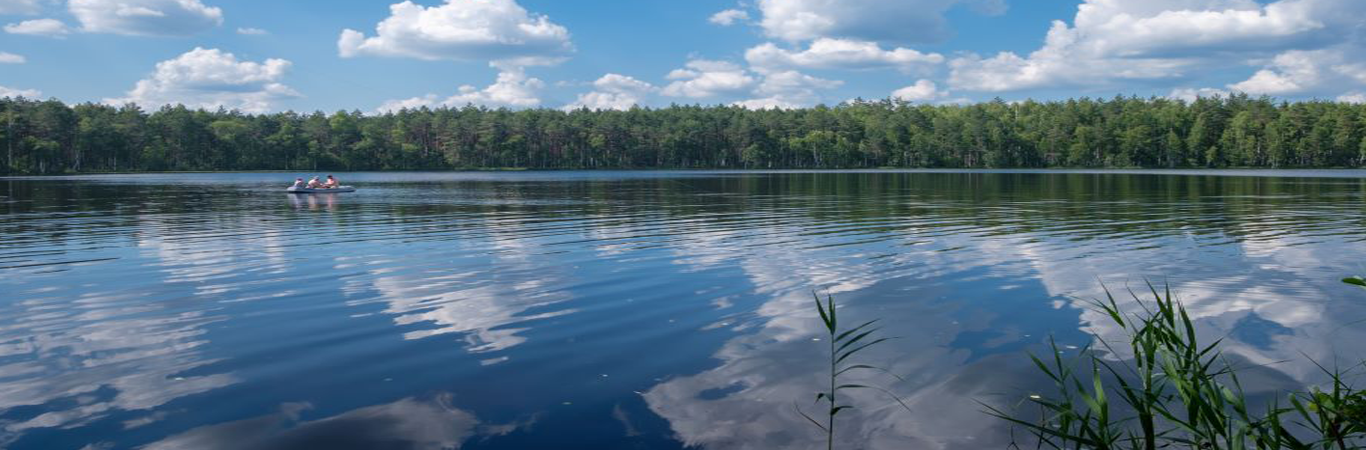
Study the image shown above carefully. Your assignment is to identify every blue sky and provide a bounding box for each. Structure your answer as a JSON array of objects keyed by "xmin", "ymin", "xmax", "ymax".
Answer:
[{"xmin": 2, "ymin": 0, "xmax": 1365, "ymax": 113}]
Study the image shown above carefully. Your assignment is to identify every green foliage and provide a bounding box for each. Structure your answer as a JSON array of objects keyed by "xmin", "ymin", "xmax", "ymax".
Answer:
[
  {"xmin": 2, "ymin": 94, "xmax": 1365, "ymax": 174},
  {"xmin": 988, "ymin": 284, "xmax": 1366, "ymax": 449},
  {"xmin": 798, "ymin": 293, "xmax": 910, "ymax": 450}
]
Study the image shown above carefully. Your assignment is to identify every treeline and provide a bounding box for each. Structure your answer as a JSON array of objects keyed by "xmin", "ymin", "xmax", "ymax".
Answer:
[{"xmin": 1, "ymin": 93, "xmax": 1364, "ymax": 174}]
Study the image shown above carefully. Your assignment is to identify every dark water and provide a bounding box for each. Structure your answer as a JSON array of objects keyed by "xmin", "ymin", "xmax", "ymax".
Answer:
[{"xmin": 2, "ymin": 170, "xmax": 1365, "ymax": 449}]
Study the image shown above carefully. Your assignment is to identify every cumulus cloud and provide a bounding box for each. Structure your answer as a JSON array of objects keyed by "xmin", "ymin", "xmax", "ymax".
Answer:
[
  {"xmin": 709, "ymin": 9, "xmax": 749, "ymax": 26},
  {"xmin": 661, "ymin": 60, "xmax": 758, "ymax": 98},
  {"xmin": 375, "ymin": 95, "xmax": 441, "ymax": 113},
  {"xmin": 0, "ymin": 0, "xmax": 41, "ymax": 15},
  {"xmin": 948, "ymin": 0, "xmax": 1364, "ymax": 94},
  {"xmin": 746, "ymin": 38, "xmax": 943, "ymax": 73},
  {"xmin": 756, "ymin": 0, "xmax": 993, "ymax": 44},
  {"xmin": 891, "ymin": 79, "xmax": 949, "ymax": 102},
  {"xmin": 564, "ymin": 73, "xmax": 655, "ymax": 111},
  {"xmin": 1168, "ymin": 87, "xmax": 1232, "ymax": 102},
  {"xmin": 444, "ymin": 69, "xmax": 543, "ymax": 107},
  {"xmin": 1227, "ymin": 46, "xmax": 1366, "ymax": 96},
  {"xmin": 236, "ymin": 27, "xmax": 267, "ymax": 35},
  {"xmin": 106, "ymin": 47, "xmax": 298, "ymax": 113},
  {"xmin": 1339, "ymin": 92, "xmax": 1366, "ymax": 103},
  {"xmin": 734, "ymin": 70, "xmax": 841, "ymax": 109},
  {"xmin": 1230, "ymin": 56, "xmax": 1311, "ymax": 95},
  {"xmin": 338, "ymin": 0, "xmax": 572, "ymax": 67},
  {"xmin": 0, "ymin": 51, "xmax": 25, "ymax": 63},
  {"xmin": 4, "ymin": 18, "xmax": 70, "ymax": 37},
  {"xmin": 1069, "ymin": 1, "xmax": 1324, "ymax": 57},
  {"xmin": 377, "ymin": 69, "xmax": 544, "ymax": 112},
  {"xmin": 731, "ymin": 98, "xmax": 794, "ymax": 110},
  {"xmin": 0, "ymin": 85, "xmax": 41, "ymax": 98},
  {"xmin": 68, "ymin": 0, "xmax": 224, "ymax": 36},
  {"xmin": 660, "ymin": 58, "xmax": 841, "ymax": 108}
]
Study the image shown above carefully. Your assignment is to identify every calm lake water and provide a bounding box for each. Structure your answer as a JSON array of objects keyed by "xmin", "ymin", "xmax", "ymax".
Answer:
[{"xmin": 2, "ymin": 170, "xmax": 1365, "ymax": 449}]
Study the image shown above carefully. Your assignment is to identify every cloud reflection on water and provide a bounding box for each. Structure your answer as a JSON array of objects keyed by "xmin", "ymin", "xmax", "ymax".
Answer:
[
  {"xmin": 638, "ymin": 184, "xmax": 1366, "ymax": 449},
  {"xmin": 0, "ymin": 211, "xmax": 305, "ymax": 442},
  {"xmin": 642, "ymin": 216, "xmax": 1051, "ymax": 448},
  {"xmin": 2, "ymin": 172, "xmax": 1364, "ymax": 449},
  {"xmin": 139, "ymin": 393, "xmax": 510, "ymax": 450},
  {"xmin": 0, "ymin": 273, "xmax": 236, "ymax": 443},
  {"xmin": 350, "ymin": 213, "xmax": 576, "ymax": 353}
]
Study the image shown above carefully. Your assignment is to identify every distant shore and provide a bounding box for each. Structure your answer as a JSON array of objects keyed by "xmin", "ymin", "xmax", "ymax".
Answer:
[
  {"xmin": 5, "ymin": 96, "xmax": 1365, "ymax": 176},
  {"xmin": 5, "ymin": 167, "xmax": 1365, "ymax": 179}
]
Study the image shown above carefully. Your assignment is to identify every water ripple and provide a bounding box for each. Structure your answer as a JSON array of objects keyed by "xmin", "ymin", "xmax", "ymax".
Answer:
[{"xmin": 0, "ymin": 171, "xmax": 1364, "ymax": 449}]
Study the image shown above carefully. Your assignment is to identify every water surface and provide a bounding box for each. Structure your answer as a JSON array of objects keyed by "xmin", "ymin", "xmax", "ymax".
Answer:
[{"xmin": 2, "ymin": 170, "xmax": 1365, "ymax": 449}]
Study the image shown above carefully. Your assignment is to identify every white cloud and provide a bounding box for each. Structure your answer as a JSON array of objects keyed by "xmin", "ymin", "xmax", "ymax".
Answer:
[
  {"xmin": 756, "ymin": 0, "xmax": 984, "ymax": 44},
  {"xmin": 745, "ymin": 38, "xmax": 943, "ymax": 73},
  {"xmin": 338, "ymin": 0, "xmax": 572, "ymax": 67},
  {"xmin": 1068, "ymin": 1, "xmax": 1323, "ymax": 57},
  {"xmin": 891, "ymin": 79, "xmax": 948, "ymax": 102},
  {"xmin": 661, "ymin": 60, "xmax": 757, "ymax": 98},
  {"xmin": 731, "ymin": 98, "xmax": 792, "ymax": 110},
  {"xmin": 377, "ymin": 69, "xmax": 544, "ymax": 112},
  {"xmin": 0, "ymin": 51, "xmax": 25, "ymax": 63},
  {"xmin": 106, "ymin": 47, "xmax": 299, "ymax": 113},
  {"xmin": 709, "ymin": 9, "xmax": 749, "ymax": 26},
  {"xmin": 734, "ymin": 70, "xmax": 841, "ymax": 109},
  {"xmin": 660, "ymin": 58, "xmax": 841, "ymax": 107},
  {"xmin": 1339, "ymin": 92, "xmax": 1366, "ymax": 103},
  {"xmin": 375, "ymin": 94, "xmax": 441, "ymax": 113},
  {"xmin": 236, "ymin": 27, "xmax": 267, "ymax": 35},
  {"xmin": 445, "ymin": 69, "xmax": 542, "ymax": 107},
  {"xmin": 4, "ymin": 18, "xmax": 70, "ymax": 37},
  {"xmin": 0, "ymin": 85, "xmax": 41, "ymax": 98},
  {"xmin": 1168, "ymin": 87, "xmax": 1231, "ymax": 102},
  {"xmin": 564, "ymin": 73, "xmax": 655, "ymax": 111},
  {"xmin": 1227, "ymin": 46, "xmax": 1366, "ymax": 96},
  {"xmin": 68, "ymin": 0, "xmax": 224, "ymax": 36},
  {"xmin": 0, "ymin": 0, "xmax": 41, "ymax": 15},
  {"xmin": 948, "ymin": 0, "xmax": 1365, "ymax": 93}
]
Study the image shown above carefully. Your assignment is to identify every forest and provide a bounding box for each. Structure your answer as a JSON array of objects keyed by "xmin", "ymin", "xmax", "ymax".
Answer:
[{"xmin": 1, "ymin": 93, "xmax": 1364, "ymax": 174}]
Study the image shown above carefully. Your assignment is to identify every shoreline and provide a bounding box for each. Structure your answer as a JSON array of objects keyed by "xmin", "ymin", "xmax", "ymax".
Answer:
[{"xmin": 4, "ymin": 167, "xmax": 1366, "ymax": 179}]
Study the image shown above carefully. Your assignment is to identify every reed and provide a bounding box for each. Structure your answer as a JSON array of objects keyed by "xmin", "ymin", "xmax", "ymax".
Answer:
[
  {"xmin": 986, "ymin": 282, "xmax": 1366, "ymax": 449},
  {"xmin": 797, "ymin": 293, "xmax": 911, "ymax": 450}
]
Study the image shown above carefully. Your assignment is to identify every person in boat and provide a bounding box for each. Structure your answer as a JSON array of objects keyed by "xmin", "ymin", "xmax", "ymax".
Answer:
[
  {"xmin": 323, "ymin": 175, "xmax": 339, "ymax": 189},
  {"xmin": 306, "ymin": 176, "xmax": 323, "ymax": 189},
  {"xmin": 290, "ymin": 178, "xmax": 305, "ymax": 189}
]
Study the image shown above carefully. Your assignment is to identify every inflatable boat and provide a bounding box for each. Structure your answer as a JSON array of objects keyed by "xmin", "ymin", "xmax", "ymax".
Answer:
[{"xmin": 286, "ymin": 186, "xmax": 356, "ymax": 193}]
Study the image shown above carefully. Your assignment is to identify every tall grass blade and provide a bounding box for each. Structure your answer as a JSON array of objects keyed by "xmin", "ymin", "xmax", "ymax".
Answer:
[
  {"xmin": 988, "ymin": 279, "xmax": 1366, "ymax": 450},
  {"xmin": 800, "ymin": 293, "xmax": 908, "ymax": 450}
]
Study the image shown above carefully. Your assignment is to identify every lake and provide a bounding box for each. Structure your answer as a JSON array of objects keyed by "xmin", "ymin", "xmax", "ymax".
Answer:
[{"xmin": 2, "ymin": 170, "xmax": 1365, "ymax": 449}]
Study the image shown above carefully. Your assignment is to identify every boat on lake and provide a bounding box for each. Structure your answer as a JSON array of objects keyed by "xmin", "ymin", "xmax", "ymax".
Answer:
[{"xmin": 286, "ymin": 186, "xmax": 356, "ymax": 193}]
